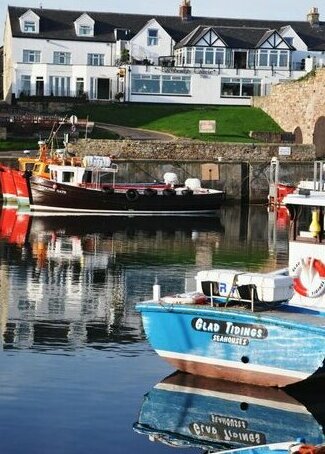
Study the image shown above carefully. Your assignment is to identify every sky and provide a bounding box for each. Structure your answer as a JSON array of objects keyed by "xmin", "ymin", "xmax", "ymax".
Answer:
[{"xmin": 0, "ymin": 0, "xmax": 320, "ymax": 45}]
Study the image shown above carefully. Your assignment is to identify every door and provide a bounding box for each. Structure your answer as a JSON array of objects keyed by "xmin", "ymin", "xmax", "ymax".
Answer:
[
  {"xmin": 36, "ymin": 78, "xmax": 44, "ymax": 96},
  {"xmin": 234, "ymin": 51, "xmax": 248, "ymax": 69},
  {"xmin": 97, "ymin": 79, "xmax": 110, "ymax": 100}
]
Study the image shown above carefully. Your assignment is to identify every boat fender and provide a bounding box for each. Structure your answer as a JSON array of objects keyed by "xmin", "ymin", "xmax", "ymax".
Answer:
[
  {"xmin": 104, "ymin": 187, "xmax": 114, "ymax": 195},
  {"xmin": 144, "ymin": 188, "xmax": 157, "ymax": 197},
  {"xmin": 181, "ymin": 189, "xmax": 193, "ymax": 196},
  {"xmin": 161, "ymin": 294, "xmax": 207, "ymax": 305},
  {"xmin": 126, "ymin": 188, "xmax": 139, "ymax": 201},
  {"xmin": 53, "ymin": 184, "xmax": 57, "ymax": 190},
  {"xmin": 291, "ymin": 257, "xmax": 325, "ymax": 298},
  {"xmin": 163, "ymin": 188, "xmax": 176, "ymax": 197}
]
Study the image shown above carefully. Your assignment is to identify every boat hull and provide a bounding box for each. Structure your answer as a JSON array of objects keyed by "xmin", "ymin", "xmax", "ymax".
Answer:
[
  {"xmin": 136, "ymin": 303, "xmax": 325, "ymax": 387},
  {"xmin": 28, "ymin": 176, "xmax": 225, "ymax": 214}
]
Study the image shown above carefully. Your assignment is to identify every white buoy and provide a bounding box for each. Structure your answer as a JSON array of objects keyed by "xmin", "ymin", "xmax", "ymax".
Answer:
[{"xmin": 153, "ymin": 277, "xmax": 161, "ymax": 302}]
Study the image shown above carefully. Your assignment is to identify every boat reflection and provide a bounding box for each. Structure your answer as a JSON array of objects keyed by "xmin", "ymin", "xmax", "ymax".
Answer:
[{"xmin": 134, "ymin": 371, "xmax": 325, "ymax": 451}]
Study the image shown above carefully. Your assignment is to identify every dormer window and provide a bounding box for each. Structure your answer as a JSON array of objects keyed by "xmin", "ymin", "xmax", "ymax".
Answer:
[
  {"xmin": 19, "ymin": 10, "xmax": 40, "ymax": 34},
  {"xmin": 74, "ymin": 13, "xmax": 95, "ymax": 37},
  {"xmin": 79, "ymin": 25, "xmax": 92, "ymax": 36},
  {"xmin": 24, "ymin": 21, "xmax": 36, "ymax": 32}
]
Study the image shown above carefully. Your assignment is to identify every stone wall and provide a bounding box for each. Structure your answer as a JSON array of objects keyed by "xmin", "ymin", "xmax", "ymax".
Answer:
[
  {"xmin": 253, "ymin": 68, "xmax": 325, "ymax": 157},
  {"xmin": 68, "ymin": 139, "xmax": 315, "ymax": 162}
]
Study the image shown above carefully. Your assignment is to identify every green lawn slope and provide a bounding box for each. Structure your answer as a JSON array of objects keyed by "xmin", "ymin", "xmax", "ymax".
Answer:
[{"xmin": 73, "ymin": 103, "xmax": 282, "ymax": 143}]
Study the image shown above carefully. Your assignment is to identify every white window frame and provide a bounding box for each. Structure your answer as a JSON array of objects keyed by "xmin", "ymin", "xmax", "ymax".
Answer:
[
  {"xmin": 53, "ymin": 52, "xmax": 71, "ymax": 65},
  {"xmin": 23, "ymin": 50, "xmax": 41, "ymax": 63},
  {"xmin": 87, "ymin": 54, "xmax": 104, "ymax": 66},
  {"xmin": 147, "ymin": 29, "xmax": 158, "ymax": 46},
  {"xmin": 20, "ymin": 75, "xmax": 31, "ymax": 95},
  {"xmin": 257, "ymin": 49, "xmax": 289, "ymax": 68},
  {"xmin": 79, "ymin": 25, "xmax": 92, "ymax": 36},
  {"xmin": 24, "ymin": 21, "xmax": 36, "ymax": 32}
]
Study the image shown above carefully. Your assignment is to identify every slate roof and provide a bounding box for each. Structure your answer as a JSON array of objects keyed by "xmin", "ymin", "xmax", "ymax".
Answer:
[{"xmin": 7, "ymin": 5, "xmax": 325, "ymax": 51}]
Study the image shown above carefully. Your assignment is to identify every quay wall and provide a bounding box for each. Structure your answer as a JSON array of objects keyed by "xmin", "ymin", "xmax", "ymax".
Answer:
[
  {"xmin": 68, "ymin": 139, "xmax": 316, "ymax": 203},
  {"xmin": 253, "ymin": 68, "xmax": 325, "ymax": 157}
]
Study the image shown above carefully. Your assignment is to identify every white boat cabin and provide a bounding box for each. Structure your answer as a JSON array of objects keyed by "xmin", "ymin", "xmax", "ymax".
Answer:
[{"xmin": 49, "ymin": 156, "xmax": 118, "ymax": 188}]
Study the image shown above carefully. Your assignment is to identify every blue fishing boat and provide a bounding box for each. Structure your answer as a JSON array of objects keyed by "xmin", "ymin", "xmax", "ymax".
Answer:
[
  {"xmin": 136, "ymin": 178, "xmax": 325, "ymax": 387},
  {"xmin": 134, "ymin": 371, "xmax": 325, "ymax": 451}
]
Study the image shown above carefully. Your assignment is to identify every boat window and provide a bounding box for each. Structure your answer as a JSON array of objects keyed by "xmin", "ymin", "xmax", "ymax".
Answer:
[
  {"xmin": 294, "ymin": 205, "xmax": 324, "ymax": 241},
  {"xmin": 62, "ymin": 172, "xmax": 75, "ymax": 183},
  {"xmin": 82, "ymin": 171, "xmax": 93, "ymax": 183},
  {"xmin": 34, "ymin": 164, "xmax": 41, "ymax": 172},
  {"xmin": 25, "ymin": 163, "xmax": 34, "ymax": 171}
]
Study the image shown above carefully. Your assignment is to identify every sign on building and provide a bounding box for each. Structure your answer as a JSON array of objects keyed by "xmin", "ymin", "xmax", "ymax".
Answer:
[
  {"xmin": 278, "ymin": 146, "xmax": 291, "ymax": 156},
  {"xmin": 199, "ymin": 120, "xmax": 216, "ymax": 133}
]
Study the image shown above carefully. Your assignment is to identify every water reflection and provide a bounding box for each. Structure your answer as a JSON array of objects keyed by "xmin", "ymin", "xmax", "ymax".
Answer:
[
  {"xmin": 0, "ymin": 204, "xmax": 306, "ymax": 454},
  {"xmin": 0, "ymin": 205, "xmax": 289, "ymax": 353},
  {"xmin": 134, "ymin": 371, "xmax": 325, "ymax": 452}
]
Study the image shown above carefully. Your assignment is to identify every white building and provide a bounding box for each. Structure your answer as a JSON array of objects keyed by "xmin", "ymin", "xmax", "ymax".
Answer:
[{"xmin": 3, "ymin": 2, "xmax": 325, "ymax": 105}]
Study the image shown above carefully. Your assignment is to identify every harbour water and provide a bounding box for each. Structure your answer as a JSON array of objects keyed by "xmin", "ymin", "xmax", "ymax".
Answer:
[{"xmin": 0, "ymin": 205, "xmax": 323, "ymax": 453}]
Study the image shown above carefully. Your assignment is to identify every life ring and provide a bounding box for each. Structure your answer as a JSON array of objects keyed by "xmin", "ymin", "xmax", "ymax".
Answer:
[
  {"xmin": 291, "ymin": 257, "xmax": 325, "ymax": 298},
  {"xmin": 144, "ymin": 188, "xmax": 157, "ymax": 197},
  {"xmin": 163, "ymin": 188, "xmax": 176, "ymax": 197},
  {"xmin": 126, "ymin": 188, "xmax": 139, "ymax": 201}
]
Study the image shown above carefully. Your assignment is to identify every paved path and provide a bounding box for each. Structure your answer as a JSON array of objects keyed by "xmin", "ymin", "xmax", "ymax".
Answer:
[{"xmin": 96, "ymin": 122, "xmax": 177, "ymax": 141}]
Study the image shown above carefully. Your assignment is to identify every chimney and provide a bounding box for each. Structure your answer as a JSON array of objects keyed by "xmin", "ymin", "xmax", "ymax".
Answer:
[
  {"xmin": 179, "ymin": 0, "xmax": 192, "ymax": 21},
  {"xmin": 307, "ymin": 7, "xmax": 320, "ymax": 26}
]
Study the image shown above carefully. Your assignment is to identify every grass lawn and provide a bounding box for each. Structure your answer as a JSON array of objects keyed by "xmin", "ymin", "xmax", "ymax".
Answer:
[
  {"xmin": 72, "ymin": 103, "xmax": 282, "ymax": 143},
  {"xmin": 0, "ymin": 138, "xmax": 38, "ymax": 152}
]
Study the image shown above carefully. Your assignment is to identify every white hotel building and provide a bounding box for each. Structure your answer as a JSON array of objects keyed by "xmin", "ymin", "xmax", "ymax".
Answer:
[{"xmin": 3, "ymin": 1, "xmax": 325, "ymax": 105}]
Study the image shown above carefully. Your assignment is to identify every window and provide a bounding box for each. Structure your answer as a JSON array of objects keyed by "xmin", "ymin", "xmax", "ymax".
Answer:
[
  {"xmin": 195, "ymin": 47, "xmax": 204, "ymax": 65},
  {"xmin": 258, "ymin": 50, "xmax": 268, "ymax": 67},
  {"xmin": 24, "ymin": 21, "xmax": 36, "ymax": 32},
  {"xmin": 221, "ymin": 77, "xmax": 261, "ymax": 97},
  {"xmin": 147, "ymin": 29, "xmax": 158, "ymax": 46},
  {"xmin": 161, "ymin": 76, "xmax": 191, "ymax": 94},
  {"xmin": 205, "ymin": 48, "xmax": 214, "ymax": 65},
  {"xmin": 76, "ymin": 78, "xmax": 84, "ymax": 96},
  {"xmin": 87, "ymin": 54, "xmax": 104, "ymax": 66},
  {"xmin": 215, "ymin": 48, "xmax": 225, "ymax": 65},
  {"xmin": 279, "ymin": 51, "xmax": 289, "ymax": 67},
  {"xmin": 23, "ymin": 50, "xmax": 41, "ymax": 63},
  {"xmin": 131, "ymin": 74, "xmax": 191, "ymax": 96},
  {"xmin": 49, "ymin": 76, "xmax": 71, "ymax": 96},
  {"xmin": 21, "ymin": 75, "xmax": 31, "ymax": 95},
  {"xmin": 79, "ymin": 25, "xmax": 92, "ymax": 36},
  {"xmin": 285, "ymin": 37, "xmax": 294, "ymax": 46},
  {"xmin": 186, "ymin": 48, "xmax": 192, "ymax": 65},
  {"xmin": 53, "ymin": 52, "xmax": 71, "ymax": 65},
  {"xmin": 269, "ymin": 50, "xmax": 278, "ymax": 67},
  {"xmin": 257, "ymin": 49, "xmax": 289, "ymax": 68}
]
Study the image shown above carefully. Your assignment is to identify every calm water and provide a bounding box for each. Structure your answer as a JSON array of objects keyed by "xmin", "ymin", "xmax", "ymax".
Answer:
[{"xmin": 0, "ymin": 205, "xmax": 323, "ymax": 454}]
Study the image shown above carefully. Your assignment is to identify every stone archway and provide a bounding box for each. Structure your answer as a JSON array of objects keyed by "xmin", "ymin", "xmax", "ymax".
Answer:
[
  {"xmin": 294, "ymin": 126, "xmax": 303, "ymax": 144},
  {"xmin": 313, "ymin": 116, "xmax": 325, "ymax": 158}
]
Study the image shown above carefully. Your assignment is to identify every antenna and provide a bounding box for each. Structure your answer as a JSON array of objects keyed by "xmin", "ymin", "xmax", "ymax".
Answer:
[{"xmin": 39, "ymin": 2, "xmax": 43, "ymax": 8}]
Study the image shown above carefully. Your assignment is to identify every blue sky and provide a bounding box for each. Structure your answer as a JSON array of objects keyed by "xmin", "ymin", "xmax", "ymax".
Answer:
[{"xmin": 1, "ymin": 0, "xmax": 320, "ymax": 44}]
